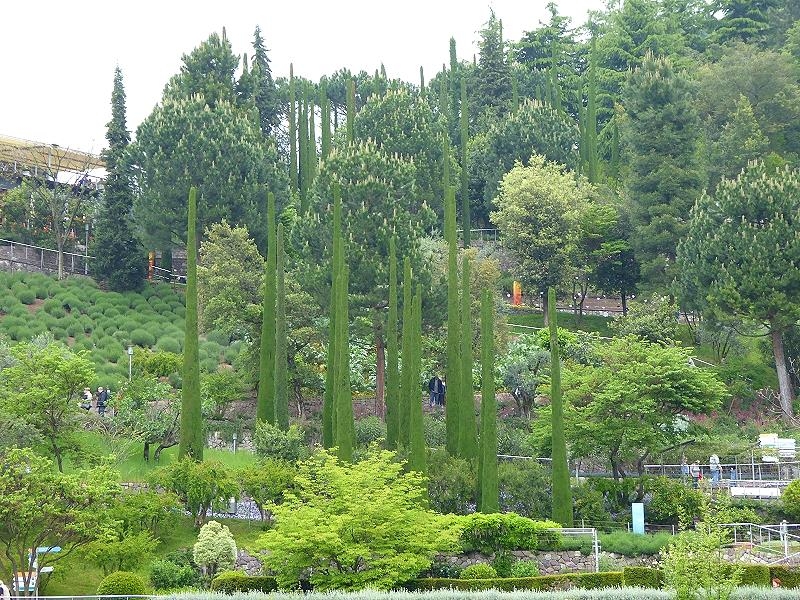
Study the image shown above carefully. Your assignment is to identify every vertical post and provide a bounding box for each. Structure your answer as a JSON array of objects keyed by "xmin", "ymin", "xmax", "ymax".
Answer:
[
  {"xmin": 593, "ymin": 529, "xmax": 600, "ymax": 573},
  {"xmin": 127, "ymin": 345, "xmax": 134, "ymax": 380},
  {"xmin": 84, "ymin": 222, "xmax": 89, "ymax": 275}
]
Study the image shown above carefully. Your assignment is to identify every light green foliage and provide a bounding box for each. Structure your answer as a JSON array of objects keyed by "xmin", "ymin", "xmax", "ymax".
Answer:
[
  {"xmin": 386, "ymin": 237, "xmax": 400, "ymax": 450},
  {"xmin": 408, "ymin": 286, "xmax": 426, "ymax": 474},
  {"xmin": 82, "ymin": 530, "xmax": 158, "ymax": 576},
  {"xmin": 255, "ymin": 449, "xmax": 459, "ymax": 590},
  {"xmin": 645, "ymin": 477, "xmax": 704, "ymax": 525},
  {"xmin": 197, "ymin": 220, "xmax": 265, "ymax": 336},
  {"xmin": 274, "ymin": 222, "xmax": 289, "ymax": 429},
  {"xmin": 458, "ymin": 512, "xmax": 562, "ymax": 554},
  {"xmin": 399, "ymin": 259, "xmax": 414, "ymax": 448},
  {"xmin": 491, "ymin": 155, "xmax": 585, "ymax": 299},
  {"xmin": 497, "ymin": 335, "xmax": 550, "ymax": 418},
  {"xmin": 237, "ymin": 459, "xmax": 296, "ymax": 521},
  {"xmin": 510, "ymin": 560, "xmax": 541, "ymax": 578},
  {"xmin": 179, "ymin": 187, "xmax": 203, "ymax": 461},
  {"xmin": 678, "ymin": 161, "xmax": 800, "ymax": 417},
  {"xmin": 460, "ymin": 564, "xmax": 498, "ymax": 580},
  {"xmin": 0, "ymin": 341, "xmax": 94, "ymax": 471},
  {"xmin": 201, "ymin": 370, "xmax": 244, "ymax": 421},
  {"xmin": 707, "ymin": 95, "xmax": 771, "ymax": 187},
  {"xmin": 193, "ymin": 520, "xmax": 237, "ymax": 579},
  {"xmin": 782, "ymin": 480, "xmax": 800, "ymax": 520},
  {"xmin": 151, "ymin": 458, "xmax": 238, "ymax": 527},
  {"xmin": 609, "ymin": 294, "xmax": 678, "ymax": 344},
  {"xmin": 96, "ymin": 571, "xmax": 146, "ymax": 596},
  {"xmin": 253, "ymin": 421, "xmax": 306, "ymax": 463},
  {"xmin": 0, "ymin": 448, "xmax": 119, "ymax": 593}
]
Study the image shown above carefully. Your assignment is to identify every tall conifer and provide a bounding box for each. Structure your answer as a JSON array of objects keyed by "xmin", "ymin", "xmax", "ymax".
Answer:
[
  {"xmin": 346, "ymin": 78, "xmax": 356, "ymax": 144},
  {"xmin": 289, "ymin": 65, "xmax": 298, "ymax": 196},
  {"xmin": 334, "ymin": 262, "xmax": 354, "ymax": 461},
  {"xmin": 584, "ymin": 34, "xmax": 600, "ymax": 184},
  {"xmin": 445, "ymin": 186, "xmax": 461, "ymax": 455},
  {"xmin": 308, "ymin": 95, "xmax": 317, "ymax": 185},
  {"xmin": 323, "ymin": 189, "xmax": 343, "ymax": 448},
  {"xmin": 458, "ymin": 255, "xmax": 477, "ymax": 460},
  {"xmin": 386, "ymin": 237, "xmax": 400, "ymax": 449},
  {"xmin": 549, "ymin": 287, "xmax": 573, "ymax": 526},
  {"xmin": 179, "ymin": 187, "xmax": 203, "ymax": 461},
  {"xmin": 460, "ymin": 79, "xmax": 470, "ymax": 247},
  {"xmin": 408, "ymin": 285, "xmax": 426, "ymax": 473},
  {"xmin": 274, "ymin": 222, "xmax": 289, "ymax": 429},
  {"xmin": 399, "ymin": 258, "xmax": 413, "ymax": 448},
  {"xmin": 320, "ymin": 79, "xmax": 331, "ymax": 159},
  {"xmin": 298, "ymin": 89, "xmax": 309, "ymax": 208},
  {"xmin": 257, "ymin": 192, "xmax": 277, "ymax": 424},
  {"xmin": 478, "ymin": 289, "xmax": 498, "ymax": 512}
]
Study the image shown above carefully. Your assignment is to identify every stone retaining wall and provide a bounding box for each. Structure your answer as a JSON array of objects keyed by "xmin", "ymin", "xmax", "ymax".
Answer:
[{"xmin": 440, "ymin": 550, "xmax": 659, "ymax": 575}]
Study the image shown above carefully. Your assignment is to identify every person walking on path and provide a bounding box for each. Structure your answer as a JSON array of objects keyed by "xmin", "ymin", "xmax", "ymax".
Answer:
[{"xmin": 690, "ymin": 461, "xmax": 702, "ymax": 488}]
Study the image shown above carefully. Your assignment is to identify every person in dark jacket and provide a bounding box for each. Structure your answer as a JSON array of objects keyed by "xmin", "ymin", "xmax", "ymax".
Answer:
[{"xmin": 428, "ymin": 375, "xmax": 445, "ymax": 406}]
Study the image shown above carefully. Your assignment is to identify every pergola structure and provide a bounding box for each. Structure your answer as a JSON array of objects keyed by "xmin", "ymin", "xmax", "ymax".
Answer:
[{"xmin": 0, "ymin": 133, "xmax": 105, "ymax": 180}]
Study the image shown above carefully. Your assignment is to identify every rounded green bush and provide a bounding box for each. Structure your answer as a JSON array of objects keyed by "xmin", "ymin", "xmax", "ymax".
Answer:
[
  {"xmin": 1, "ymin": 315, "xmax": 28, "ymax": 330},
  {"xmin": 200, "ymin": 357, "xmax": 220, "ymax": 373},
  {"xmin": 9, "ymin": 326, "xmax": 32, "ymax": 341},
  {"xmin": 42, "ymin": 298, "xmax": 65, "ymax": 318},
  {"xmin": 96, "ymin": 571, "xmax": 146, "ymax": 596},
  {"xmin": 103, "ymin": 307, "xmax": 121, "ymax": 319},
  {"xmin": 7, "ymin": 305, "xmax": 29, "ymax": 318},
  {"xmin": 0, "ymin": 294, "xmax": 22, "ymax": 313},
  {"xmin": 50, "ymin": 327, "xmax": 68, "ymax": 341},
  {"xmin": 12, "ymin": 284, "xmax": 36, "ymax": 304},
  {"xmin": 200, "ymin": 341, "xmax": 222, "ymax": 360},
  {"xmin": 510, "ymin": 560, "xmax": 540, "ymax": 578},
  {"xmin": 460, "ymin": 563, "xmax": 498, "ymax": 580},
  {"xmin": 130, "ymin": 328, "xmax": 156, "ymax": 348},
  {"xmin": 155, "ymin": 337, "xmax": 181, "ymax": 354},
  {"xmin": 155, "ymin": 284, "xmax": 176, "ymax": 299}
]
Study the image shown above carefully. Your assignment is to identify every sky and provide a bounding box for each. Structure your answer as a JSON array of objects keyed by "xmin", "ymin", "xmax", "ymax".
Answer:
[{"xmin": 0, "ymin": 1, "xmax": 605, "ymax": 154}]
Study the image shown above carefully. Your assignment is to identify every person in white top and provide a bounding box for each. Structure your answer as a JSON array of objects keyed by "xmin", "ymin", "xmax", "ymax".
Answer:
[{"xmin": 709, "ymin": 454, "xmax": 721, "ymax": 483}]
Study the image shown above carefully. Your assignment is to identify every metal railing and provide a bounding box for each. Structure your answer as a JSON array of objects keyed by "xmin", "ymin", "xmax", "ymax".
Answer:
[
  {"xmin": 721, "ymin": 522, "xmax": 800, "ymax": 565},
  {"xmin": 644, "ymin": 460, "xmax": 800, "ymax": 483},
  {"xmin": 0, "ymin": 238, "xmax": 93, "ymax": 275},
  {"xmin": 455, "ymin": 228, "xmax": 499, "ymax": 242}
]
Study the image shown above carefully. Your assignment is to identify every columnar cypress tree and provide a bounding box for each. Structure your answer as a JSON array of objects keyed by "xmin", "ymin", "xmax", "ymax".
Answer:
[
  {"xmin": 323, "ymin": 189, "xmax": 343, "ymax": 448},
  {"xmin": 385, "ymin": 236, "xmax": 400, "ymax": 449},
  {"xmin": 346, "ymin": 78, "xmax": 356, "ymax": 144},
  {"xmin": 399, "ymin": 258, "xmax": 413, "ymax": 448},
  {"xmin": 419, "ymin": 66, "xmax": 425, "ymax": 96},
  {"xmin": 549, "ymin": 287, "xmax": 573, "ymax": 526},
  {"xmin": 584, "ymin": 34, "xmax": 600, "ymax": 184},
  {"xmin": 478, "ymin": 289, "xmax": 498, "ymax": 512},
  {"xmin": 298, "ymin": 89, "xmax": 309, "ymax": 207},
  {"xmin": 445, "ymin": 186, "xmax": 461, "ymax": 456},
  {"xmin": 320, "ymin": 79, "xmax": 331, "ymax": 159},
  {"xmin": 274, "ymin": 222, "xmax": 288, "ymax": 430},
  {"xmin": 459, "ymin": 78, "xmax": 470, "ymax": 247},
  {"xmin": 458, "ymin": 255, "xmax": 478, "ymax": 460},
  {"xmin": 334, "ymin": 262, "xmax": 354, "ymax": 461},
  {"xmin": 308, "ymin": 94, "xmax": 317, "ymax": 185},
  {"xmin": 257, "ymin": 192, "xmax": 277, "ymax": 424},
  {"xmin": 408, "ymin": 284, "xmax": 426, "ymax": 474},
  {"xmin": 449, "ymin": 37, "xmax": 459, "ymax": 125},
  {"xmin": 289, "ymin": 65, "xmax": 298, "ymax": 196},
  {"xmin": 179, "ymin": 187, "xmax": 203, "ymax": 461}
]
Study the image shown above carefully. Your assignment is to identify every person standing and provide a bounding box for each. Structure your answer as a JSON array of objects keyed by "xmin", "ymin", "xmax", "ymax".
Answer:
[
  {"xmin": 81, "ymin": 387, "xmax": 93, "ymax": 411},
  {"xmin": 96, "ymin": 386, "xmax": 108, "ymax": 416},
  {"xmin": 709, "ymin": 454, "xmax": 721, "ymax": 483},
  {"xmin": 690, "ymin": 461, "xmax": 701, "ymax": 488},
  {"xmin": 428, "ymin": 374, "xmax": 444, "ymax": 407}
]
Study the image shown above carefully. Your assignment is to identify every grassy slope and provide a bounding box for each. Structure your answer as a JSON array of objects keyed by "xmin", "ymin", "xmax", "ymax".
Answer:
[{"xmin": 506, "ymin": 308, "xmax": 613, "ymax": 338}]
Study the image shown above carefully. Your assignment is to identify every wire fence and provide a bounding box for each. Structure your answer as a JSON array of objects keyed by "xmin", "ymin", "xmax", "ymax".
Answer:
[{"xmin": 0, "ymin": 238, "xmax": 93, "ymax": 275}]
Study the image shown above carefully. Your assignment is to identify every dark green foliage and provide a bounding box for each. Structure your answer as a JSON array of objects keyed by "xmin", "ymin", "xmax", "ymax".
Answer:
[
  {"xmin": 320, "ymin": 79, "xmax": 331, "ymax": 159},
  {"xmin": 178, "ymin": 187, "xmax": 203, "ymax": 461},
  {"xmin": 444, "ymin": 186, "xmax": 461, "ymax": 456},
  {"xmin": 149, "ymin": 558, "xmax": 198, "ymax": 590},
  {"xmin": 399, "ymin": 258, "xmax": 414, "ymax": 448},
  {"xmin": 770, "ymin": 567, "xmax": 800, "ymax": 588},
  {"xmin": 334, "ymin": 259, "xmax": 353, "ymax": 461},
  {"xmin": 408, "ymin": 285, "xmax": 426, "ymax": 474},
  {"xmin": 323, "ymin": 189, "xmax": 343, "ymax": 450},
  {"xmin": 549, "ymin": 287, "xmax": 572, "ymax": 526},
  {"xmin": 257, "ymin": 192, "xmax": 276, "ymax": 424},
  {"xmin": 346, "ymin": 78, "xmax": 355, "ymax": 143},
  {"xmin": 386, "ymin": 236, "xmax": 400, "ymax": 450},
  {"xmin": 426, "ymin": 449, "xmax": 475, "ymax": 514},
  {"xmin": 460, "ymin": 564, "xmax": 497, "ymax": 580},
  {"xmin": 250, "ymin": 25, "xmax": 279, "ymax": 137},
  {"xmin": 409, "ymin": 571, "xmax": 623, "ymax": 591},
  {"xmin": 498, "ymin": 461, "xmax": 552, "ymax": 520},
  {"xmin": 725, "ymin": 564, "xmax": 770, "ymax": 587},
  {"xmin": 274, "ymin": 222, "xmax": 288, "ymax": 430},
  {"xmin": 289, "ymin": 66, "xmax": 298, "ymax": 195},
  {"xmin": 460, "ymin": 78, "xmax": 470, "ymax": 246},
  {"xmin": 474, "ymin": 10, "xmax": 511, "ymax": 121},
  {"xmin": 354, "ymin": 416, "xmax": 387, "ymax": 447},
  {"xmin": 458, "ymin": 255, "xmax": 477, "ymax": 460},
  {"xmin": 478, "ymin": 289, "xmax": 498, "ymax": 513},
  {"xmin": 92, "ymin": 67, "xmax": 146, "ymax": 292},
  {"xmin": 96, "ymin": 571, "xmax": 146, "ymax": 595},
  {"xmin": 622, "ymin": 566, "xmax": 663, "ymax": 589},
  {"xmin": 210, "ymin": 571, "xmax": 278, "ymax": 593}
]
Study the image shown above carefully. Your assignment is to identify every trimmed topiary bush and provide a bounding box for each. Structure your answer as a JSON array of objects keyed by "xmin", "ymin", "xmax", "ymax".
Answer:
[
  {"xmin": 460, "ymin": 564, "xmax": 498, "ymax": 580},
  {"xmin": 42, "ymin": 298, "xmax": 66, "ymax": 318},
  {"xmin": 130, "ymin": 328, "xmax": 156, "ymax": 348},
  {"xmin": 96, "ymin": 571, "xmax": 146, "ymax": 596},
  {"xmin": 210, "ymin": 571, "xmax": 278, "ymax": 593},
  {"xmin": 623, "ymin": 566, "xmax": 663, "ymax": 589},
  {"xmin": 411, "ymin": 571, "xmax": 624, "ymax": 591},
  {"xmin": 510, "ymin": 560, "xmax": 541, "ymax": 578},
  {"xmin": 156, "ymin": 337, "xmax": 182, "ymax": 354},
  {"xmin": 770, "ymin": 566, "xmax": 800, "ymax": 588}
]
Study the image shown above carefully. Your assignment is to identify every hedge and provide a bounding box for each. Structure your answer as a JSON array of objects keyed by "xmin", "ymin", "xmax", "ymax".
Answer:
[
  {"xmin": 770, "ymin": 566, "xmax": 800, "ymax": 588},
  {"xmin": 732, "ymin": 564, "xmax": 771, "ymax": 587},
  {"xmin": 210, "ymin": 571, "xmax": 278, "ymax": 593},
  {"xmin": 96, "ymin": 570, "xmax": 147, "ymax": 595},
  {"xmin": 622, "ymin": 567, "xmax": 662, "ymax": 589},
  {"xmin": 408, "ymin": 571, "xmax": 623, "ymax": 592}
]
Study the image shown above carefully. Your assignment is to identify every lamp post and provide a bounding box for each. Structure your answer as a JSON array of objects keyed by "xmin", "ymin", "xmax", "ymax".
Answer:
[{"xmin": 127, "ymin": 345, "xmax": 134, "ymax": 380}]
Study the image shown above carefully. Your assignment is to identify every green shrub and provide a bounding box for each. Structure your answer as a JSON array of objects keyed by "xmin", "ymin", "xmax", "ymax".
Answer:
[
  {"xmin": 411, "ymin": 571, "xmax": 624, "ymax": 591},
  {"xmin": 499, "ymin": 460, "xmax": 552, "ymax": 520},
  {"xmin": 253, "ymin": 421, "xmax": 306, "ymax": 462},
  {"xmin": 205, "ymin": 329, "xmax": 230, "ymax": 346},
  {"xmin": 510, "ymin": 560, "xmax": 541, "ymax": 578},
  {"xmin": 623, "ymin": 566, "xmax": 663, "ymax": 589},
  {"xmin": 50, "ymin": 326, "xmax": 68, "ymax": 341},
  {"xmin": 42, "ymin": 298, "xmax": 66, "ymax": 318},
  {"xmin": 156, "ymin": 337, "xmax": 182, "ymax": 354},
  {"xmin": 424, "ymin": 413, "xmax": 447, "ymax": 448},
  {"xmin": 355, "ymin": 416, "xmax": 387, "ymax": 447},
  {"xmin": 770, "ymin": 566, "xmax": 800, "ymax": 588},
  {"xmin": 459, "ymin": 512, "xmax": 562, "ymax": 553},
  {"xmin": 1, "ymin": 315, "xmax": 27, "ymax": 330},
  {"xmin": 130, "ymin": 328, "xmax": 156, "ymax": 348},
  {"xmin": 149, "ymin": 558, "xmax": 197, "ymax": 590},
  {"xmin": 728, "ymin": 564, "xmax": 770, "ymax": 587},
  {"xmin": 599, "ymin": 532, "xmax": 672, "ymax": 557},
  {"xmin": 200, "ymin": 357, "xmax": 220, "ymax": 373},
  {"xmin": 12, "ymin": 285, "xmax": 36, "ymax": 304},
  {"xmin": 96, "ymin": 570, "xmax": 146, "ymax": 595},
  {"xmin": 210, "ymin": 571, "xmax": 278, "ymax": 593},
  {"xmin": 0, "ymin": 294, "xmax": 21, "ymax": 313},
  {"xmin": 200, "ymin": 341, "xmax": 223, "ymax": 359},
  {"xmin": 491, "ymin": 551, "xmax": 515, "ymax": 578},
  {"xmin": 8, "ymin": 326, "xmax": 32, "ymax": 341},
  {"xmin": 426, "ymin": 449, "xmax": 475, "ymax": 515},
  {"xmin": 460, "ymin": 564, "xmax": 498, "ymax": 580}
]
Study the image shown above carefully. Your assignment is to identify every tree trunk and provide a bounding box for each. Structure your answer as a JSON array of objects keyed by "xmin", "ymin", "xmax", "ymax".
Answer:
[
  {"xmin": 143, "ymin": 441, "xmax": 150, "ymax": 462},
  {"xmin": 57, "ymin": 237, "xmax": 65, "ymax": 280},
  {"xmin": 771, "ymin": 326, "xmax": 795, "ymax": 420},
  {"xmin": 621, "ymin": 292, "xmax": 628, "ymax": 316}
]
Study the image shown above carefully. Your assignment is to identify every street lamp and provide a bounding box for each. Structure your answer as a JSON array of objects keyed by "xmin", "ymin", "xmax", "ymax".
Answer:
[{"xmin": 127, "ymin": 345, "xmax": 134, "ymax": 380}]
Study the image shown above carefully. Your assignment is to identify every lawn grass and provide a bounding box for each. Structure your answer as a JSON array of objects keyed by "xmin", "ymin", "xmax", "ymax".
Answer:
[{"xmin": 506, "ymin": 307, "xmax": 613, "ymax": 338}]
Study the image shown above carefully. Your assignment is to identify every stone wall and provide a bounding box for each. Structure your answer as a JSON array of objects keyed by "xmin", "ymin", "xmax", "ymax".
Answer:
[{"xmin": 440, "ymin": 550, "xmax": 657, "ymax": 575}]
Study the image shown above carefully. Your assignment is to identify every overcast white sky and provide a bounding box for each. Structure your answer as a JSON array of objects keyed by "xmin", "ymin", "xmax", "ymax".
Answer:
[{"xmin": 1, "ymin": 1, "xmax": 605, "ymax": 154}]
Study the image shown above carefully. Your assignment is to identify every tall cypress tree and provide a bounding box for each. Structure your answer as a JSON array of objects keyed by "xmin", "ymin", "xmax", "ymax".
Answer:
[
  {"xmin": 298, "ymin": 89, "xmax": 309, "ymax": 208},
  {"xmin": 445, "ymin": 186, "xmax": 461, "ymax": 456},
  {"xmin": 399, "ymin": 258, "xmax": 413, "ymax": 448},
  {"xmin": 179, "ymin": 187, "xmax": 203, "ymax": 461},
  {"xmin": 320, "ymin": 79, "xmax": 331, "ymax": 160},
  {"xmin": 289, "ymin": 65, "xmax": 298, "ymax": 197},
  {"xmin": 274, "ymin": 222, "xmax": 289, "ymax": 429},
  {"xmin": 92, "ymin": 67, "xmax": 147, "ymax": 292},
  {"xmin": 257, "ymin": 192, "xmax": 277, "ymax": 424},
  {"xmin": 584, "ymin": 34, "xmax": 600, "ymax": 184},
  {"xmin": 408, "ymin": 284, "xmax": 426, "ymax": 473},
  {"xmin": 308, "ymin": 94, "xmax": 317, "ymax": 185},
  {"xmin": 386, "ymin": 236, "xmax": 400, "ymax": 449},
  {"xmin": 478, "ymin": 289, "xmax": 498, "ymax": 512},
  {"xmin": 346, "ymin": 78, "xmax": 356, "ymax": 144},
  {"xmin": 323, "ymin": 189, "xmax": 343, "ymax": 448},
  {"xmin": 334, "ymin": 262, "xmax": 354, "ymax": 461},
  {"xmin": 458, "ymin": 255, "xmax": 478, "ymax": 460},
  {"xmin": 459, "ymin": 79, "xmax": 470, "ymax": 247},
  {"xmin": 549, "ymin": 287, "xmax": 573, "ymax": 526}
]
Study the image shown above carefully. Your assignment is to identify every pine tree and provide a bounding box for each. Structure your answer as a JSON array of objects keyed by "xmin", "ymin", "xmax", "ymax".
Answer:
[
  {"xmin": 549, "ymin": 287, "xmax": 573, "ymax": 526},
  {"xmin": 385, "ymin": 236, "xmax": 400, "ymax": 449},
  {"xmin": 289, "ymin": 66, "xmax": 298, "ymax": 197},
  {"xmin": 320, "ymin": 79, "xmax": 332, "ymax": 159},
  {"xmin": 91, "ymin": 67, "xmax": 146, "ymax": 291},
  {"xmin": 274, "ymin": 222, "xmax": 289, "ymax": 430},
  {"xmin": 399, "ymin": 258, "xmax": 413, "ymax": 448},
  {"xmin": 458, "ymin": 255, "xmax": 478, "ymax": 460},
  {"xmin": 179, "ymin": 187, "xmax": 203, "ymax": 461},
  {"xmin": 323, "ymin": 189, "xmax": 343, "ymax": 448},
  {"xmin": 251, "ymin": 26, "xmax": 279, "ymax": 136},
  {"xmin": 445, "ymin": 186, "xmax": 461, "ymax": 456},
  {"xmin": 408, "ymin": 285, "xmax": 426, "ymax": 474},
  {"xmin": 459, "ymin": 79, "xmax": 470, "ymax": 247},
  {"xmin": 478, "ymin": 289, "xmax": 498, "ymax": 512},
  {"xmin": 257, "ymin": 192, "xmax": 277, "ymax": 424}
]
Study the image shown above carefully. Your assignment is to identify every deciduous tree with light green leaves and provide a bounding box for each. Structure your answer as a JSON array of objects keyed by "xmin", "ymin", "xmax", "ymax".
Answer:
[
  {"xmin": 678, "ymin": 161, "xmax": 800, "ymax": 420},
  {"xmin": 255, "ymin": 449, "xmax": 458, "ymax": 591},
  {"xmin": 193, "ymin": 520, "xmax": 237, "ymax": 579}
]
